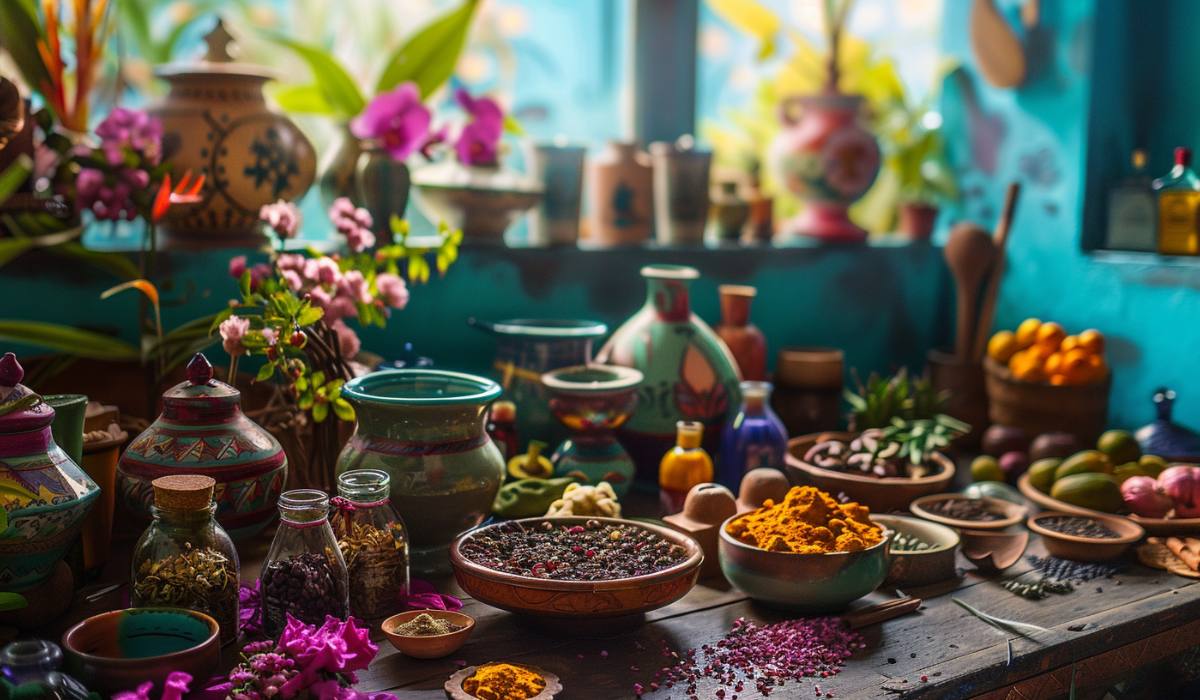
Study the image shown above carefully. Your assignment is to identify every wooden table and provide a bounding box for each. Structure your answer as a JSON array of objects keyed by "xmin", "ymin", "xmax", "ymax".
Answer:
[{"xmin": 61, "ymin": 511, "xmax": 1200, "ymax": 699}]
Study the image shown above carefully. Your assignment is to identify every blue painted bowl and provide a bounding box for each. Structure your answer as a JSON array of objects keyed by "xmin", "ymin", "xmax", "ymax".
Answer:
[{"xmin": 718, "ymin": 516, "xmax": 892, "ymax": 612}]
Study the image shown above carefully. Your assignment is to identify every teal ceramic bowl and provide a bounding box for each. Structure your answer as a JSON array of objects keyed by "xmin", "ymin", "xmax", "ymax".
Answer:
[
  {"xmin": 718, "ymin": 516, "xmax": 892, "ymax": 612},
  {"xmin": 62, "ymin": 607, "xmax": 221, "ymax": 693}
]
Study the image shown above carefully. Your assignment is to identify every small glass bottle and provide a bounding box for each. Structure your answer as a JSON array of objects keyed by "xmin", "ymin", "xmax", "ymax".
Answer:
[
  {"xmin": 658, "ymin": 421, "xmax": 714, "ymax": 514},
  {"xmin": 719, "ymin": 381, "xmax": 789, "ymax": 490},
  {"xmin": 331, "ymin": 469, "xmax": 410, "ymax": 620},
  {"xmin": 1106, "ymin": 148, "xmax": 1156, "ymax": 251},
  {"xmin": 487, "ymin": 400, "xmax": 518, "ymax": 462},
  {"xmin": 130, "ymin": 475, "xmax": 240, "ymax": 645},
  {"xmin": 0, "ymin": 641, "xmax": 89, "ymax": 700},
  {"xmin": 1154, "ymin": 146, "xmax": 1200, "ymax": 255},
  {"xmin": 261, "ymin": 490, "xmax": 349, "ymax": 636}
]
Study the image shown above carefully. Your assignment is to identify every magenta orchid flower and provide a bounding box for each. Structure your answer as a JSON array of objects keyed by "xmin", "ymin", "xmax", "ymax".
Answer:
[
  {"xmin": 350, "ymin": 82, "xmax": 431, "ymax": 161},
  {"xmin": 452, "ymin": 88, "xmax": 504, "ymax": 166}
]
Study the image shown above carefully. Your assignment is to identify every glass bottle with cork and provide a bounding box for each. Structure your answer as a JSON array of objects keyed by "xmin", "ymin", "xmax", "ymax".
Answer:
[
  {"xmin": 658, "ymin": 421, "xmax": 714, "ymax": 514},
  {"xmin": 260, "ymin": 490, "xmax": 349, "ymax": 636},
  {"xmin": 1154, "ymin": 146, "xmax": 1200, "ymax": 255},
  {"xmin": 130, "ymin": 474, "xmax": 240, "ymax": 645},
  {"xmin": 331, "ymin": 469, "xmax": 410, "ymax": 620}
]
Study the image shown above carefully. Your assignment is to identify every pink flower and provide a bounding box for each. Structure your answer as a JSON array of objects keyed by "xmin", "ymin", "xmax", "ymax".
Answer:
[
  {"xmin": 403, "ymin": 578, "xmax": 463, "ymax": 611},
  {"xmin": 113, "ymin": 681, "xmax": 153, "ymax": 700},
  {"xmin": 280, "ymin": 268, "xmax": 304, "ymax": 291},
  {"xmin": 331, "ymin": 321, "xmax": 361, "ymax": 359},
  {"xmin": 453, "ymin": 88, "xmax": 504, "ymax": 166},
  {"xmin": 113, "ymin": 672, "xmax": 191, "ymax": 700},
  {"xmin": 338, "ymin": 271, "xmax": 373, "ymax": 305},
  {"xmin": 350, "ymin": 82, "xmax": 431, "ymax": 161},
  {"xmin": 76, "ymin": 167, "xmax": 147, "ymax": 221},
  {"xmin": 259, "ymin": 199, "xmax": 302, "ymax": 240},
  {"xmin": 309, "ymin": 680, "xmax": 397, "ymax": 700},
  {"xmin": 250, "ymin": 263, "xmax": 273, "ymax": 289},
  {"xmin": 307, "ymin": 257, "xmax": 342, "ymax": 286},
  {"xmin": 329, "ymin": 198, "xmax": 376, "ymax": 253},
  {"xmin": 325, "ymin": 295, "xmax": 358, "ymax": 323},
  {"xmin": 262, "ymin": 327, "xmax": 278, "ymax": 346},
  {"xmin": 219, "ymin": 316, "xmax": 250, "ymax": 356},
  {"xmin": 455, "ymin": 88, "xmax": 504, "ymax": 134},
  {"xmin": 95, "ymin": 107, "xmax": 163, "ymax": 166},
  {"xmin": 277, "ymin": 253, "xmax": 307, "ymax": 272},
  {"xmin": 375, "ymin": 273, "xmax": 409, "ymax": 309},
  {"xmin": 229, "ymin": 255, "xmax": 247, "ymax": 279}
]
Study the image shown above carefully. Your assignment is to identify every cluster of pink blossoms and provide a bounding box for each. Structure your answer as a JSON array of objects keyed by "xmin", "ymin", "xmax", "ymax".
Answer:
[{"xmin": 76, "ymin": 107, "xmax": 164, "ymax": 221}]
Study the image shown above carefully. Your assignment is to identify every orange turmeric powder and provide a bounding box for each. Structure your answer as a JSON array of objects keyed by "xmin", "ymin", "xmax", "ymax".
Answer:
[
  {"xmin": 462, "ymin": 662, "xmax": 546, "ymax": 700},
  {"xmin": 725, "ymin": 486, "xmax": 883, "ymax": 554}
]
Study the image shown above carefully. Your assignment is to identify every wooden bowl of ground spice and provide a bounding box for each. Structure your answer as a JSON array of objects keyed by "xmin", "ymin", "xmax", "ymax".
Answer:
[
  {"xmin": 445, "ymin": 662, "xmax": 561, "ymax": 700},
  {"xmin": 1027, "ymin": 511, "xmax": 1144, "ymax": 562},
  {"xmin": 910, "ymin": 494, "xmax": 1027, "ymax": 530},
  {"xmin": 381, "ymin": 610, "xmax": 475, "ymax": 659}
]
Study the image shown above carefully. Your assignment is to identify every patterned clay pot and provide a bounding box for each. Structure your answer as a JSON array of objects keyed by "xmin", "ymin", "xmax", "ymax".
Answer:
[
  {"xmin": 0, "ymin": 353, "xmax": 99, "ymax": 590},
  {"xmin": 715, "ymin": 285, "xmax": 767, "ymax": 381},
  {"xmin": 769, "ymin": 92, "xmax": 880, "ymax": 244},
  {"xmin": 541, "ymin": 365, "xmax": 643, "ymax": 497},
  {"xmin": 152, "ymin": 20, "xmax": 316, "ymax": 247},
  {"xmin": 336, "ymin": 369, "xmax": 505, "ymax": 575},
  {"xmin": 597, "ymin": 265, "xmax": 742, "ymax": 481},
  {"xmin": 585, "ymin": 141, "xmax": 653, "ymax": 247},
  {"xmin": 117, "ymin": 354, "xmax": 288, "ymax": 539}
]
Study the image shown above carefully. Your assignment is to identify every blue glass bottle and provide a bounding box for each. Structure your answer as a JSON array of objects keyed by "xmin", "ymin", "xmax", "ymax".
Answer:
[{"xmin": 720, "ymin": 381, "xmax": 789, "ymax": 489}]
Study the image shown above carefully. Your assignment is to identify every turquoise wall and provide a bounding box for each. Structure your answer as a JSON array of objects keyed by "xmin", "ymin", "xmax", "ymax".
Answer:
[{"xmin": 939, "ymin": 0, "xmax": 1200, "ymax": 431}]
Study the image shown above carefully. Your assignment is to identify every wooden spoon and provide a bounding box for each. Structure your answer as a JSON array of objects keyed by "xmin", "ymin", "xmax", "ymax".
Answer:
[
  {"xmin": 970, "ymin": 0, "xmax": 1027, "ymax": 88},
  {"xmin": 944, "ymin": 223, "xmax": 997, "ymax": 360},
  {"xmin": 972, "ymin": 183, "xmax": 1022, "ymax": 360}
]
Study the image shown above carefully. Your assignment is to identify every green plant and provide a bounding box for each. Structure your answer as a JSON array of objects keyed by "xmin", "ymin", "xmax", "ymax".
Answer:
[
  {"xmin": 878, "ymin": 415, "xmax": 970, "ymax": 468},
  {"xmin": 877, "ymin": 99, "xmax": 957, "ymax": 205},
  {"xmin": 844, "ymin": 367, "xmax": 950, "ymax": 430}
]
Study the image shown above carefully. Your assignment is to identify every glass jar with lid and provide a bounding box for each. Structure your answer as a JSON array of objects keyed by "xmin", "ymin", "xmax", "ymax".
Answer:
[
  {"xmin": 260, "ymin": 489, "xmax": 349, "ymax": 636},
  {"xmin": 130, "ymin": 474, "xmax": 240, "ymax": 645},
  {"xmin": 332, "ymin": 469, "xmax": 410, "ymax": 619}
]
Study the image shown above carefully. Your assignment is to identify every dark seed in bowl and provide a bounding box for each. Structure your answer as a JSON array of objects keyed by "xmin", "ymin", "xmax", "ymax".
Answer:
[
  {"xmin": 459, "ymin": 519, "xmax": 687, "ymax": 581},
  {"xmin": 1038, "ymin": 516, "xmax": 1121, "ymax": 539},
  {"xmin": 923, "ymin": 498, "xmax": 1003, "ymax": 522}
]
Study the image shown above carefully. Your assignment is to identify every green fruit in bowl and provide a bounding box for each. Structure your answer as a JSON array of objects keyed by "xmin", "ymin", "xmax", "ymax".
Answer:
[
  {"xmin": 1139, "ymin": 454, "xmax": 1168, "ymax": 478},
  {"xmin": 1097, "ymin": 430, "xmax": 1141, "ymax": 466},
  {"xmin": 970, "ymin": 456, "xmax": 1004, "ymax": 483},
  {"xmin": 1055, "ymin": 450, "xmax": 1112, "ymax": 481},
  {"xmin": 1050, "ymin": 472, "xmax": 1123, "ymax": 513},
  {"xmin": 1027, "ymin": 458, "xmax": 1061, "ymax": 493},
  {"xmin": 1112, "ymin": 462, "xmax": 1146, "ymax": 484}
]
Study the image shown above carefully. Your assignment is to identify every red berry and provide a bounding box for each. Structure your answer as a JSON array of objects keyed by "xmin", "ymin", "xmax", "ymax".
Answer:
[{"xmin": 289, "ymin": 331, "xmax": 307, "ymax": 348}]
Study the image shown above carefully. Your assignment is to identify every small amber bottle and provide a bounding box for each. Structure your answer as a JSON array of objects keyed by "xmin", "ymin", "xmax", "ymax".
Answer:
[
  {"xmin": 1154, "ymin": 146, "xmax": 1200, "ymax": 255},
  {"xmin": 658, "ymin": 421, "xmax": 714, "ymax": 514}
]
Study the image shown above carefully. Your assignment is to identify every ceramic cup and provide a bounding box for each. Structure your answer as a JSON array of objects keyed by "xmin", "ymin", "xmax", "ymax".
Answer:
[{"xmin": 527, "ymin": 141, "xmax": 586, "ymax": 247}]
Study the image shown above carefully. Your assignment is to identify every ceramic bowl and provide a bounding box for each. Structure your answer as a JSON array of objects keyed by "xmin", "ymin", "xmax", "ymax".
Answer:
[
  {"xmin": 450, "ymin": 516, "xmax": 702, "ymax": 623},
  {"xmin": 910, "ymin": 493, "xmax": 1027, "ymax": 530},
  {"xmin": 872, "ymin": 514, "xmax": 960, "ymax": 587},
  {"xmin": 1016, "ymin": 472, "xmax": 1200, "ymax": 536},
  {"xmin": 960, "ymin": 529, "xmax": 1030, "ymax": 573},
  {"xmin": 784, "ymin": 433, "xmax": 955, "ymax": 513},
  {"xmin": 718, "ymin": 515, "xmax": 892, "ymax": 612},
  {"xmin": 62, "ymin": 607, "xmax": 221, "ymax": 693},
  {"xmin": 1027, "ymin": 511, "xmax": 1145, "ymax": 562},
  {"xmin": 381, "ymin": 610, "xmax": 476, "ymax": 659},
  {"xmin": 445, "ymin": 663, "xmax": 562, "ymax": 699}
]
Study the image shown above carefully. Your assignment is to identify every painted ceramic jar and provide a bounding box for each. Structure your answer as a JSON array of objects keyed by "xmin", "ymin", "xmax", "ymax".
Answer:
[
  {"xmin": 469, "ymin": 318, "xmax": 607, "ymax": 451},
  {"xmin": 650, "ymin": 138, "xmax": 711, "ymax": 246},
  {"xmin": 715, "ymin": 284, "xmax": 766, "ymax": 381},
  {"xmin": 769, "ymin": 93, "xmax": 880, "ymax": 244},
  {"xmin": 542, "ymin": 365, "xmax": 643, "ymax": 497},
  {"xmin": 152, "ymin": 20, "xmax": 316, "ymax": 246},
  {"xmin": 597, "ymin": 265, "xmax": 742, "ymax": 480},
  {"xmin": 117, "ymin": 354, "xmax": 288, "ymax": 539},
  {"xmin": 719, "ymin": 381, "xmax": 788, "ymax": 491},
  {"xmin": 0, "ymin": 353, "xmax": 99, "ymax": 590},
  {"xmin": 585, "ymin": 141, "xmax": 653, "ymax": 246},
  {"xmin": 336, "ymin": 370, "xmax": 504, "ymax": 574}
]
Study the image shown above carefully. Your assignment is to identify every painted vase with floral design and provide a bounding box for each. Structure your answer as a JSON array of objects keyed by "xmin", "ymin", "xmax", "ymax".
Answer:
[
  {"xmin": 597, "ymin": 265, "xmax": 742, "ymax": 481},
  {"xmin": 152, "ymin": 19, "xmax": 316, "ymax": 247},
  {"xmin": 0, "ymin": 353, "xmax": 99, "ymax": 590},
  {"xmin": 117, "ymin": 354, "xmax": 288, "ymax": 539},
  {"xmin": 768, "ymin": 93, "xmax": 880, "ymax": 244}
]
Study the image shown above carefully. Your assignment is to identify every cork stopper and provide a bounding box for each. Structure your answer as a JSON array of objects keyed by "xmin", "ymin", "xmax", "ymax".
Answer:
[{"xmin": 152, "ymin": 474, "xmax": 216, "ymax": 510}]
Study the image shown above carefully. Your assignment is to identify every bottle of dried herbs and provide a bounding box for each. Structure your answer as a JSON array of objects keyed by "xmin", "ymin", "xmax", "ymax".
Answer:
[
  {"xmin": 131, "ymin": 474, "xmax": 240, "ymax": 645},
  {"xmin": 332, "ymin": 469, "xmax": 410, "ymax": 619},
  {"xmin": 260, "ymin": 489, "xmax": 349, "ymax": 636}
]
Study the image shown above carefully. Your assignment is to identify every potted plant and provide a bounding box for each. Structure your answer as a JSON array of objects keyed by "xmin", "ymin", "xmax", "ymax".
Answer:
[{"xmin": 880, "ymin": 105, "xmax": 957, "ymax": 241}]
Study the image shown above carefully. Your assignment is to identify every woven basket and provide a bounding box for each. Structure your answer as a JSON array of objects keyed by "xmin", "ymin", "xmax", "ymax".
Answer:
[{"xmin": 983, "ymin": 357, "xmax": 1110, "ymax": 444}]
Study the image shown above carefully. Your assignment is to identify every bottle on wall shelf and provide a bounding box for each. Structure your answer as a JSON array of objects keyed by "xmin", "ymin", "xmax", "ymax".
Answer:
[
  {"xmin": 1105, "ymin": 148, "xmax": 1156, "ymax": 252},
  {"xmin": 658, "ymin": 421, "xmax": 714, "ymax": 514},
  {"xmin": 1153, "ymin": 146, "xmax": 1200, "ymax": 256},
  {"xmin": 486, "ymin": 400, "xmax": 518, "ymax": 462}
]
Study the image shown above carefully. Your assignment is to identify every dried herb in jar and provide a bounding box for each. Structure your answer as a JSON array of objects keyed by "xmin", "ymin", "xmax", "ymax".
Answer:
[
  {"xmin": 134, "ymin": 542, "xmax": 238, "ymax": 637},
  {"xmin": 337, "ymin": 521, "xmax": 408, "ymax": 619}
]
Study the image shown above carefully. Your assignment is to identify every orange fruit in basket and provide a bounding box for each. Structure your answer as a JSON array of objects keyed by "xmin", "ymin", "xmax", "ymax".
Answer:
[
  {"xmin": 988, "ymin": 331, "xmax": 1019, "ymax": 363},
  {"xmin": 1087, "ymin": 354, "xmax": 1107, "ymax": 382},
  {"xmin": 1049, "ymin": 374, "xmax": 1068, "ymax": 386},
  {"xmin": 1036, "ymin": 322, "xmax": 1066, "ymax": 350},
  {"xmin": 1043, "ymin": 352, "xmax": 1064, "ymax": 376},
  {"xmin": 1010, "ymin": 349, "xmax": 1047, "ymax": 382},
  {"xmin": 1060, "ymin": 335, "xmax": 1081, "ymax": 353},
  {"xmin": 1079, "ymin": 329, "xmax": 1105, "ymax": 355},
  {"xmin": 1015, "ymin": 318, "xmax": 1041, "ymax": 349},
  {"xmin": 1062, "ymin": 349, "xmax": 1092, "ymax": 384}
]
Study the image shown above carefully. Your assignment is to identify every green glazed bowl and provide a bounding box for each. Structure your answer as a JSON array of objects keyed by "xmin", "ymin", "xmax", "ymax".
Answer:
[{"xmin": 718, "ymin": 516, "xmax": 892, "ymax": 612}]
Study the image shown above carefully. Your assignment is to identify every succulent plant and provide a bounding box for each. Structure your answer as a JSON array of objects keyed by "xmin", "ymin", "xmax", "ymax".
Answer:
[
  {"xmin": 844, "ymin": 367, "xmax": 951, "ymax": 431},
  {"xmin": 804, "ymin": 415, "xmax": 969, "ymax": 479}
]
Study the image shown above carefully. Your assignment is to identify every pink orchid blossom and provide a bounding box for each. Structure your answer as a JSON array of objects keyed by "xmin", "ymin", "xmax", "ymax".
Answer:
[
  {"xmin": 331, "ymin": 320, "xmax": 362, "ymax": 359},
  {"xmin": 219, "ymin": 316, "xmax": 251, "ymax": 356},
  {"xmin": 455, "ymin": 88, "xmax": 504, "ymax": 134},
  {"xmin": 229, "ymin": 255, "xmax": 247, "ymax": 279},
  {"xmin": 375, "ymin": 273, "xmax": 409, "ymax": 310},
  {"xmin": 259, "ymin": 199, "xmax": 302, "ymax": 240},
  {"xmin": 95, "ymin": 107, "xmax": 163, "ymax": 166},
  {"xmin": 453, "ymin": 88, "xmax": 504, "ymax": 166},
  {"xmin": 113, "ymin": 672, "xmax": 191, "ymax": 700},
  {"xmin": 350, "ymin": 82, "xmax": 431, "ymax": 161}
]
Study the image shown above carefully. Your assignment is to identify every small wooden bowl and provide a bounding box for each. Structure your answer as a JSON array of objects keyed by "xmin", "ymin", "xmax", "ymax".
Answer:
[
  {"xmin": 872, "ymin": 514, "xmax": 960, "ymax": 587},
  {"xmin": 960, "ymin": 529, "xmax": 1030, "ymax": 573},
  {"xmin": 381, "ymin": 610, "xmax": 475, "ymax": 659},
  {"xmin": 1027, "ymin": 511, "xmax": 1145, "ymax": 562},
  {"xmin": 910, "ymin": 494, "xmax": 1027, "ymax": 530},
  {"xmin": 445, "ymin": 662, "xmax": 562, "ymax": 699}
]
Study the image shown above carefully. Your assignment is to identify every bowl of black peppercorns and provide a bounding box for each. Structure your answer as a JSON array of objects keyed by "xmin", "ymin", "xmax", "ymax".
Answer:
[{"xmin": 450, "ymin": 517, "xmax": 702, "ymax": 625}]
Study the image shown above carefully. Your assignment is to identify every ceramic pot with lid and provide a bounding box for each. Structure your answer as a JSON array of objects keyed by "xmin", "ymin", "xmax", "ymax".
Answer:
[
  {"xmin": 151, "ymin": 19, "xmax": 316, "ymax": 247},
  {"xmin": 117, "ymin": 354, "xmax": 288, "ymax": 539}
]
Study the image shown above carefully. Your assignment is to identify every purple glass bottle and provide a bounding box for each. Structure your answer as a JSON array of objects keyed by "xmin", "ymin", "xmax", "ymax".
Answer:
[{"xmin": 719, "ymin": 381, "xmax": 789, "ymax": 490}]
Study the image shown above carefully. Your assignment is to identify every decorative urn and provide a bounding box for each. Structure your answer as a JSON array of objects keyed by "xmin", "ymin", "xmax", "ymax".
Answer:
[
  {"xmin": 117, "ymin": 354, "xmax": 287, "ymax": 538},
  {"xmin": 768, "ymin": 92, "xmax": 880, "ymax": 243},
  {"xmin": 151, "ymin": 19, "xmax": 316, "ymax": 247},
  {"xmin": 0, "ymin": 353, "xmax": 99, "ymax": 590}
]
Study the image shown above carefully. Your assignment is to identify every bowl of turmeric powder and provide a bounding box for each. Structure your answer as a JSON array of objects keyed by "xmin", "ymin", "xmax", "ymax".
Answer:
[
  {"xmin": 718, "ymin": 486, "xmax": 892, "ymax": 611},
  {"xmin": 445, "ymin": 661, "xmax": 561, "ymax": 700}
]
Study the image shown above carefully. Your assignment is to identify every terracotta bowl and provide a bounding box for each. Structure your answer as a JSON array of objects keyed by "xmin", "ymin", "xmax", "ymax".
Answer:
[
  {"xmin": 450, "ymin": 517, "xmax": 702, "ymax": 622},
  {"xmin": 960, "ymin": 529, "xmax": 1030, "ymax": 573},
  {"xmin": 1027, "ymin": 511, "xmax": 1145, "ymax": 562},
  {"xmin": 62, "ymin": 607, "xmax": 220, "ymax": 693},
  {"xmin": 872, "ymin": 514, "xmax": 960, "ymax": 587},
  {"xmin": 718, "ymin": 515, "xmax": 892, "ymax": 612},
  {"xmin": 381, "ymin": 610, "xmax": 475, "ymax": 659},
  {"xmin": 1016, "ymin": 473, "xmax": 1200, "ymax": 536},
  {"xmin": 910, "ymin": 494, "xmax": 1027, "ymax": 531},
  {"xmin": 445, "ymin": 663, "xmax": 562, "ymax": 699},
  {"xmin": 785, "ymin": 432, "xmax": 956, "ymax": 513}
]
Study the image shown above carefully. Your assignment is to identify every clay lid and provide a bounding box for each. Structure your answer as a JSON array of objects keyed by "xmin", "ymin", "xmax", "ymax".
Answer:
[
  {"xmin": 682, "ymin": 483, "xmax": 737, "ymax": 524},
  {"xmin": 775, "ymin": 347, "xmax": 844, "ymax": 388},
  {"xmin": 737, "ymin": 468, "xmax": 791, "ymax": 512},
  {"xmin": 161, "ymin": 354, "xmax": 241, "ymax": 416},
  {"xmin": 153, "ymin": 474, "xmax": 216, "ymax": 510},
  {"xmin": 156, "ymin": 18, "xmax": 273, "ymax": 82},
  {"xmin": 0, "ymin": 352, "xmax": 55, "ymax": 434}
]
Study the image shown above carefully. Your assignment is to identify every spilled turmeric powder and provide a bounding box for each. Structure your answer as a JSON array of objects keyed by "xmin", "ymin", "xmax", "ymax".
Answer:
[
  {"xmin": 725, "ymin": 486, "xmax": 883, "ymax": 554},
  {"xmin": 462, "ymin": 662, "xmax": 546, "ymax": 700}
]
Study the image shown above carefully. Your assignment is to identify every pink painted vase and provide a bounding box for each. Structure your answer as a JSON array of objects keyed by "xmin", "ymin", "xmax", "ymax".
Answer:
[
  {"xmin": 769, "ymin": 93, "xmax": 880, "ymax": 243},
  {"xmin": 117, "ymin": 354, "xmax": 287, "ymax": 538}
]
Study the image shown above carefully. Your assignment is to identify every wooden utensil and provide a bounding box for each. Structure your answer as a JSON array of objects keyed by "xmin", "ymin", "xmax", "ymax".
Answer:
[
  {"xmin": 972, "ymin": 183, "xmax": 1022, "ymax": 359},
  {"xmin": 844, "ymin": 596, "xmax": 922, "ymax": 629},
  {"xmin": 944, "ymin": 223, "xmax": 997, "ymax": 360},
  {"xmin": 970, "ymin": 0, "xmax": 1027, "ymax": 88}
]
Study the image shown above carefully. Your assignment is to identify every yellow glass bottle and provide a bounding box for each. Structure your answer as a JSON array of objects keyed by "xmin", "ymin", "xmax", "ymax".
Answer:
[
  {"xmin": 658, "ymin": 421, "xmax": 714, "ymax": 514},
  {"xmin": 1154, "ymin": 146, "xmax": 1200, "ymax": 255}
]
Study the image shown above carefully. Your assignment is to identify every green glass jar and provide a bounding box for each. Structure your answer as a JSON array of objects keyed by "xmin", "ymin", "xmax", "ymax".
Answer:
[{"xmin": 332, "ymin": 469, "xmax": 410, "ymax": 619}]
